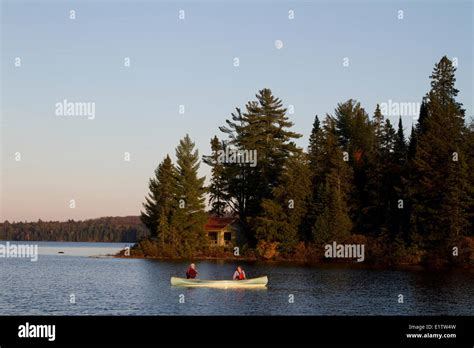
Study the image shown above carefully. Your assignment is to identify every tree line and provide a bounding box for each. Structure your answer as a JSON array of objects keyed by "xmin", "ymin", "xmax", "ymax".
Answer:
[
  {"xmin": 140, "ymin": 57, "xmax": 473, "ymax": 265},
  {"xmin": 0, "ymin": 216, "xmax": 148, "ymax": 242}
]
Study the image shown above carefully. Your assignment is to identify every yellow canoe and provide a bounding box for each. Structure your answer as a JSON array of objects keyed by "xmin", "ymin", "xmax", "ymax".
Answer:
[{"xmin": 170, "ymin": 276, "xmax": 268, "ymax": 289}]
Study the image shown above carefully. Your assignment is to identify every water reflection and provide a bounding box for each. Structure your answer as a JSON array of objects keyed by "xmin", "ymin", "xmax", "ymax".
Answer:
[{"xmin": 0, "ymin": 242, "xmax": 472, "ymax": 315}]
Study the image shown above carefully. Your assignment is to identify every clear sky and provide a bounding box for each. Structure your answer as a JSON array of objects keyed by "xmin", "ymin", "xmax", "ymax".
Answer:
[{"xmin": 1, "ymin": 0, "xmax": 472, "ymax": 222}]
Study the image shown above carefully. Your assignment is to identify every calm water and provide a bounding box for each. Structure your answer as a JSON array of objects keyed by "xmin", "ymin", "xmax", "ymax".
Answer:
[{"xmin": 0, "ymin": 241, "xmax": 472, "ymax": 315}]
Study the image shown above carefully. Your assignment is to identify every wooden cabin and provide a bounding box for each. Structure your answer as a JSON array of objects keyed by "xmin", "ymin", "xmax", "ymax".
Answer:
[{"xmin": 204, "ymin": 217, "xmax": 238, "ymax": 247}]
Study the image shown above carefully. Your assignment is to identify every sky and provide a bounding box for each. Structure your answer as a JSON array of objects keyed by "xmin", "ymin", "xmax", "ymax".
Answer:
[{"xmin": 1, "ymin": 0, "xmax": 473, "ymax": 222}]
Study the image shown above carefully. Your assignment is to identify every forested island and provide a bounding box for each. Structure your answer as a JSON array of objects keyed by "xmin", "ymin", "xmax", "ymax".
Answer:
[
  {"xmin": 132, "ymin": 57, "xmax": 474, "ymax": 268},
  {"xmin": 0, "ymin": 216, "xmax": 148, "ymax": 242}
]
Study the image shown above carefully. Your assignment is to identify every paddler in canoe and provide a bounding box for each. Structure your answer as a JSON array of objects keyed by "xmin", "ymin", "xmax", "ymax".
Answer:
[
  {"xmin": 186, "ymin": 263, "xmax": 198, "ymax": 279},
  {"xmin": 233, "ymin": 265, "xmax": 246, "ymax": 280}
]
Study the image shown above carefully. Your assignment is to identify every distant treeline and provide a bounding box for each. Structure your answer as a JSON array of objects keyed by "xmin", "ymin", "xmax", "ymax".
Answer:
[{"xmin": 0, "ymin": 216, "xmax": 148, "ymax": 242}]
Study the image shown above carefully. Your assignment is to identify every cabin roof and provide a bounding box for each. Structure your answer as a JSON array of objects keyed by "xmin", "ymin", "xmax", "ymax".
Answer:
[{"xmin": 204, "ymin": 217, "xmax": 236, "ymax": 231}]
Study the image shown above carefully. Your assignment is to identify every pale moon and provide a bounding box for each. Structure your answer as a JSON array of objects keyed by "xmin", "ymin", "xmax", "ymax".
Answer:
[{"xmin": 275, "ymin": 40, "xmax": 283, "ymax": 50}]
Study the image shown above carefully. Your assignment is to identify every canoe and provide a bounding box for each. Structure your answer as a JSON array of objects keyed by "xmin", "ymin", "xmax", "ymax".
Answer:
[{"xmin": 170, "ymin": 276, "xmax": 268, "ymax": 289}]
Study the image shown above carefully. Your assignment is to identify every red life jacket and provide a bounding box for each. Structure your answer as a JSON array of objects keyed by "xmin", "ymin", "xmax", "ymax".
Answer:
[
  {"xmin": 237, "ymin": 270, "xmax": 245, "ymax": 280},
  {"xmin": 186, "ymin": 268, "xmax": 197, "ymax": 279}
]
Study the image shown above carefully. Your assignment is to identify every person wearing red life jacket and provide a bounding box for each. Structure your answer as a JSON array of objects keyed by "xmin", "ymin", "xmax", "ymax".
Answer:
[
  {"xmin": 233, "ymin": 266, "xmax": 246, "ymax": 280},
  {"xmin": 186, "ymin": 263, "xmax": 198, "ymax": 279}
]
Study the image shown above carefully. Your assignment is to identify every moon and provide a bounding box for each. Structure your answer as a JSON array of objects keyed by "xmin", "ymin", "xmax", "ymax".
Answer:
[{"xmin": 275, "ymin": 40, "xmax": 283, "ymax": 50}]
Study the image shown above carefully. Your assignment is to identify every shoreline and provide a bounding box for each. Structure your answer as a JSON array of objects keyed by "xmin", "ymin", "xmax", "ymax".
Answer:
[
  {"xmin": 113, "ymin": 253, "xmax": 474, "ymax": 271},
  {"xmin": 2, "ymin": 239, "xmax": 471, "ymax": 270}
]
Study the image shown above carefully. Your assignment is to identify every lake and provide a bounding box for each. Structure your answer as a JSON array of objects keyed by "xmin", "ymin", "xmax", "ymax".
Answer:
[{"xmin": 0, "ymin": 241, "xmax": 472, "ymax": 315}]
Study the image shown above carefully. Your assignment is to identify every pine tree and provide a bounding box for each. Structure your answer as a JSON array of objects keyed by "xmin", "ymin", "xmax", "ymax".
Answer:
[
  {"xmin": 312, "ymin": 118, "xmax": 353, "ymax": 244},
  {"xmin": 416, "ymin": 98, "xmax": 429, "ymax": 136},
  {"xmin": 384, "ymin": 117, "xmax": 410, "ymax": 246},
  {"xmin": 213, "ymin": 108, "xmax": 250, "ymax": 219},
  {"xmin": 381, "ymin": 119, "xmax": 397, "ymax": 155},
  {"xmin": 255, "ymin": 152, "xmax": 311, "ymax": 253},
  {"xmin": 394, "ymin": 117, "xmax": 408, "ymax": 164},
  {"xmin": 170, "ymin": 134, "xmax": 208, "ymax": 256},
  {"xmin": 373, "ymin": 104, "xmax": 384, "ymax": 144},
  {"xmin": 410, "ymin": 56, "xmax": 470, "ymax": 262},
  {"xmin": 308, "ymin": 115, "xmax": 325, "ymax": 176},
  {"xmin": 140, "ymin": 155, "xmax": 176, "ymax": 241},
  {"xmin": 333, "ymin": 99, "xmax": 375, "ymax": 166},
  {"xmin": 203, "ymin": 136, "xmax": 228, "ymax": 217},
  {"xmin": 364, "ymin": 111, "xmax": 398, "ymax": 237},
  {"xmin": 408, "ymin": 99, "xmax": 429, "ymax": 160},
  {"xmin": 332, "ymin": 99, "xmax": 375, "ymax": 235},
  {"xmin": 304, "ymin": 115, "xmax": 326, "ymax": 240},
  {"xmin": 217, "ymin": 88, "xmax": 302, "ymax": 244}
]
